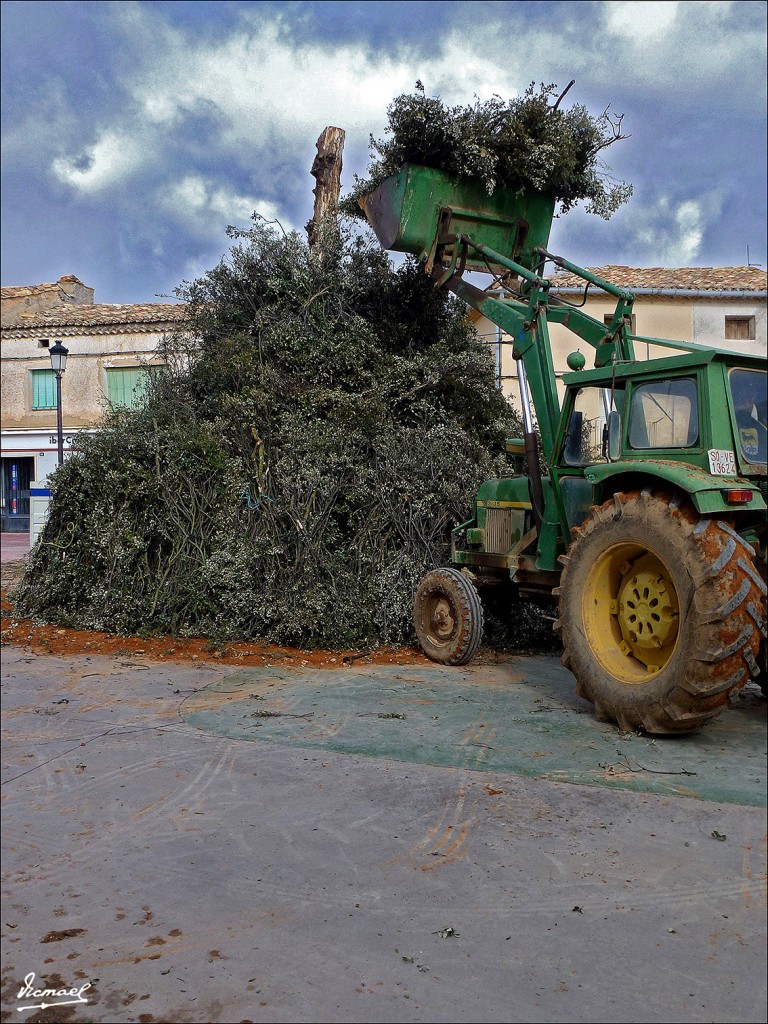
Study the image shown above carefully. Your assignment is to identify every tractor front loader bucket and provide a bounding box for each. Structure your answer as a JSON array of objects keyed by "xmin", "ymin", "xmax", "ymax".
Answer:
[{"xmin": 359, "ymin": 163, "xmax": 555, "ymax": 273}]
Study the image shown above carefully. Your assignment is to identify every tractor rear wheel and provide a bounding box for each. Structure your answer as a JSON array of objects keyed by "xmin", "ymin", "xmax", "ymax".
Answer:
[
  {"xmin": 413, "ymin": 568, "xmax": 484, "ymax": 665},
  {"xmin": 555, "ymin": 490, "xmax": 766, "ymax": 734}
]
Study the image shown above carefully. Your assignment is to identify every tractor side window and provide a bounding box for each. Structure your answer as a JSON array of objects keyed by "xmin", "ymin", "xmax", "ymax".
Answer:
[
  {"xmin": 563, "ymin": 387, "xmax": 607, "ymax": 466},
  {"xmin": 729, "ymin": 368, "xmax": 767, "ymax": 465},
  {"xmin": 629, "ymin": 379, "xmax": 698, "ymax": 449}
]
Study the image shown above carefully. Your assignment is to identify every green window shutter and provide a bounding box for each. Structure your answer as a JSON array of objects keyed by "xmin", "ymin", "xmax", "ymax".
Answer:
[
  {"xmin": 106, "ymin": 367, "xmax": 150, "ymax": 409},
  {"xmin": 31, "ymin": 369, "xmax": 57, "ymax": 409}
]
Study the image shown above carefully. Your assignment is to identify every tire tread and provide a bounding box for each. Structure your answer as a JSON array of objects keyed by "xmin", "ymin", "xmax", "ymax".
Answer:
[{"xmin": 558, "ymin": 490, "xmax": 765, "ymax": 734}]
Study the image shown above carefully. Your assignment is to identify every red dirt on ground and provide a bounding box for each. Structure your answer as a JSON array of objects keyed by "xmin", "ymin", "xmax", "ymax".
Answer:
[{"xmin": 0, "ymin": 559, "xmax": 431, "ymax": 669}]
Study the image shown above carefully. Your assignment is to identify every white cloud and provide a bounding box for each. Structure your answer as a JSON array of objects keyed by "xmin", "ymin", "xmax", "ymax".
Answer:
[
  {"xmin": 603, "ymin": 0, "xmax": 739, "ymax": 45},
  {"xmin": 35, "ymin": 0, "xmax": 763, "ymax": 276},
  {"xmin": 51, "ymin": 130, "xmax": 146, "ymax": 192},
  {"xmin": 672, "ymin": 199, "xmax": 709, "ymax": 263},
  {"xmin": 605, "ymin": 1, "xmax": 679, "ymax": 40},
  {"xmin": 44, "ymin": 3, "xmax": 764, "ymax": 205},
  {"xmin": 45, "ymin": 10, "xmax": 528, "ymax": 208},
  {"xmin": 628, "ymin": 190, "xmax": 725, "ymax": 264},
  {"xmin": 162, "ymin": 174, "xmax": 286, "ymax": 231},
  {"xmin": 127, "ymin": 16, "xmax": 416, "ymax": 149}
]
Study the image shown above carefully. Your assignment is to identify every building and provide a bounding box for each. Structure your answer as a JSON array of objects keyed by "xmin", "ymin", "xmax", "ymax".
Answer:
[
  {"xmin": 3, "ymin": 266, "xmax": 766, "ymax": 537},
  {"xmin": 1, "ymin": 276, "xmax": 185, "ymax": 534},
  {"xmin": 472, "ymin": 265, "xmax": 767, "ymax": 400}
]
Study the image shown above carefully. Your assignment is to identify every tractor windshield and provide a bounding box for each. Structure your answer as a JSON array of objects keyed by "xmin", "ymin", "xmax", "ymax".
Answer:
[{"xmin": 729, "ymin": 368, "xmax": 768, "ymax": 465}]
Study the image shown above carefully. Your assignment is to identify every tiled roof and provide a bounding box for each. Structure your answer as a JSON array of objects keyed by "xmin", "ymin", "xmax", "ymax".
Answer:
[
  {"xmin": 0, "ymin": 275, "xmax": 88, "ymax": 300},
  {"xmin": 549, "ymin": 265, "xmax": 767, "ymax": 294},
  {"xmin": 2, "ymin": 284, "xmax": 50, "ymax": 300},
  {"xmin": 2, "ymin": 302, "xmax": 187, "ymax": 337}
]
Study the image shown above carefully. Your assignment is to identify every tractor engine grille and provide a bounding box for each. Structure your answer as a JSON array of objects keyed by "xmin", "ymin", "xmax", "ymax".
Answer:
[{"xmin": 485, "ymin": 508, "xmax": 514, "ymax": 555}]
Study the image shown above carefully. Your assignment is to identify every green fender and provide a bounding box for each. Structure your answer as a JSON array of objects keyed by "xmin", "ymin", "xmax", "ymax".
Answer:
[{"xmin": 581, "ymin": 460, "xmax": 766, "ymax": 514}]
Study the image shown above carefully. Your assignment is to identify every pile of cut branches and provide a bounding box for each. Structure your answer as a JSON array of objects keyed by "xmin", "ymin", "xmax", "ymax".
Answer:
[
  {"xmin": 15, "ymin": 222, "xmax": 528, "ymax": 649},
  {"xmin": 341, "ymin": 81, "xmax": 632, "ymax": 219}
]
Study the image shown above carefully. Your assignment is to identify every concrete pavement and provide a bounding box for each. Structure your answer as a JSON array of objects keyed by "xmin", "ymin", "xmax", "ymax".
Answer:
[{"xmin": 1, "ymin": 646, "xmax": 766, "ymax": 1023}]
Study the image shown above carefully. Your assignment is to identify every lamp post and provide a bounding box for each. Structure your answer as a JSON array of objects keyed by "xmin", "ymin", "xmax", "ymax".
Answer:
[{"xmin": 49, "ymin": 340, "xmax": 69, "ymax": 466}]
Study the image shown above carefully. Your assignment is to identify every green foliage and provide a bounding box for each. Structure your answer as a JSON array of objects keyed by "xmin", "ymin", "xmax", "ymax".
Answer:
[
  {"xmin": 340, "ymin": 81, "xmax": 632, "ymax": 220},
  {"xmin": 16, "ymin": 222, "xmax": 524, "ymax": 648}
]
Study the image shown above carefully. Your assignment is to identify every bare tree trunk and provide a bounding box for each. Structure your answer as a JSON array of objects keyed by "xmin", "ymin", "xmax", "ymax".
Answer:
[{"xmin": 306, "ymin": 126, "xmax": 345, "ymax": 250}]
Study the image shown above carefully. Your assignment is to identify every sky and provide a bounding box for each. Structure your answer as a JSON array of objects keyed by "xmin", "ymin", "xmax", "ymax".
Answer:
[{"xmin": 1, "ymin": 0, "xmax": 766, "ymax": 305}]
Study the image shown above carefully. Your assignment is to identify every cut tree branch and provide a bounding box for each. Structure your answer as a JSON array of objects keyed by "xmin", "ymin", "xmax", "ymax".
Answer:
[{"xmin": 306, "ymin": 126, "xmax": 345, "ymax": 250}]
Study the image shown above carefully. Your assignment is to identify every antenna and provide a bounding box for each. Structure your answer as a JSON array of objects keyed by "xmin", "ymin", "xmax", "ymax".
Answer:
[{"xmin": 746, "ymin": 245, "xmax": 762, "ymax": 267}]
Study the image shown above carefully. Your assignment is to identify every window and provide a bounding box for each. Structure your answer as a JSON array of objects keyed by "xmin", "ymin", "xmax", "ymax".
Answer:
[
  {"xmin": 729, "ymin": 368, "xmax": 767, "ymax": 465},
  {"xmin": 629, "ymin": 379, "xmax": 698, "ymax": 449},
  {"xmin": 603, "ymin": 313, "xmax": 637, "ymax": 333},
  {"xmin": 106, "ymin": 367, "xmax": 152, "ymax": 409},
  {"xmin": 31, "ymin": 369, "xmax": 56, "ymax": 410},
  {"xmin": 725, "ymin": 316, "xmax": 755, "ymax": 341}
]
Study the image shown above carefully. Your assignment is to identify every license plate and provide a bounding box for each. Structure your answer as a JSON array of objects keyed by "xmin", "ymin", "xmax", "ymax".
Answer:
[{"xmin": 708, "ymin": 449, "xmax": 736, "ymax": 475}]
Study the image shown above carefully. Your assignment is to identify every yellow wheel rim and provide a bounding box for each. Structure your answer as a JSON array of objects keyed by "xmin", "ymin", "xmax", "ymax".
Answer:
[{"xmin": 582, "ymin": 543, "xmax": 681, "ymax": 683}]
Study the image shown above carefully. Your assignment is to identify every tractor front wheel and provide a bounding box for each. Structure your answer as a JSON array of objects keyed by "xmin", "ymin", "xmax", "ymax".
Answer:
[
  {"xmin": 413, "ymin": 568, "xmax": 484, "ymax": 665},
  {"xmin": 555, "ymin": 490, "xmax": 766, "ymax": 734}
]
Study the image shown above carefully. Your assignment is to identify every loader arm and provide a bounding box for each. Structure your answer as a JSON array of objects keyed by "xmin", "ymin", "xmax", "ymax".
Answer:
[
  {"xmin": 434, "ymin": 235, "xmax": 637, "ymax": 463},
  {"xmin": 439, "ymin": 272, "xmax": 560, "ymax": 460}
]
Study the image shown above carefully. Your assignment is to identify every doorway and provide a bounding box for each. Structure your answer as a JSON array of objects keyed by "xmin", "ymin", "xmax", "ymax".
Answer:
[{"xmin": 1, "ymin": 457, "xmax": 34, "ymax": 533}]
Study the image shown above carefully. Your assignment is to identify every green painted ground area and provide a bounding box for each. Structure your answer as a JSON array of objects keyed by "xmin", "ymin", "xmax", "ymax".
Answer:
[{"xmin": 182, "ymin": 658, "xmax": 767, "ymax": 806}]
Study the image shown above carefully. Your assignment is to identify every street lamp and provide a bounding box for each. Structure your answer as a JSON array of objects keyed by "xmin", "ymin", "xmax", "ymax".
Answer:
[{"xmin": 48, "ymin": 340, "xmax": 69, "ymax": 466}]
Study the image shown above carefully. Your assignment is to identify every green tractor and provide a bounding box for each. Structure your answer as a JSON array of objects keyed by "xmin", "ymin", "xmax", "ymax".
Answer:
[{"xmin": 361, "ymin": 164, "xmax": 767, "ymax": 734}]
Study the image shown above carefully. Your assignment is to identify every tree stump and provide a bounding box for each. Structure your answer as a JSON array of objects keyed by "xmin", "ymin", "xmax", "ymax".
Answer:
[{"xmin": 306, "ymin": 126, "xmax": 345, "ymax": 250}]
